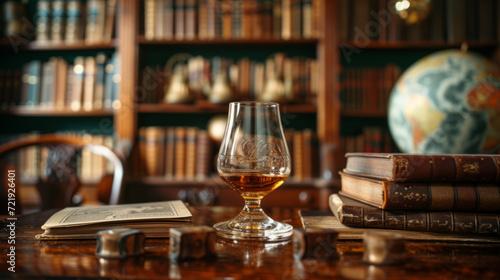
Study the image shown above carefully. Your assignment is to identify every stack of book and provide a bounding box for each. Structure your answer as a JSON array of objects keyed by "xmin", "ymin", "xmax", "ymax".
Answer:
[
  {"xmin": 0, "ymin": 53, "xmax": 120, "ymax": 111},
  {"xmin": 34, "ymin": 0, "xmax": 116, "ymax": 44},
  {"xmin": 144, "ymin": 0, "xmax": 320, "ymax": 41},
  {"xmin": 331, "ymin": 153, "xmax": 500, "ymax": 236}
]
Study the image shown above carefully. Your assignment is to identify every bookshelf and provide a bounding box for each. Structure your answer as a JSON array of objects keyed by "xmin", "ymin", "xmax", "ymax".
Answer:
[{"xmin": 2, "ymin": 0, "xmax": 499, "ymax": 210}]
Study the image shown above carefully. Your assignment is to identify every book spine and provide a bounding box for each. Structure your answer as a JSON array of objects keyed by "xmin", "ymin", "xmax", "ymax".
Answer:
[
  {"xmin": 382, "ymin": 182, "xmax": 500, "ymax": 212},
  {"xmin": 103, "ymin": 0, "xmax": 117, "ymax": 42},
  {"xmin": 27, "ymin": 61, "xmax": 42, "ymax": 107},
  {"xmin": 198, "ymin": 0, "xmax": 207, "ymax": 39},
  {"xmin": 185, "ymin": 0, "xmax": 198, "ymax": 39},
  {"xmin": 142, "ymin": 127, "xmax": 165, "ymax": 176},
  {"xmin": 175, "ymin": 127, "xmax": 187, "ymax": 178},
  {"xmin": 195, "ymin": 130, "xmax": 212, "ymax": 179},
  {"xmin": 36, "ymin": 0, "xmax": 51, "ymax": 42},
  {"xmin": 65, "ymin": 0, "xmax": 84, "ymax": 42},
  {"xmin": 175, "ymin": 0, "xmax": 185, "ymax": 40},
  {"xmin": 391, "ymin": 154, "xmax": 500, "ymax": 182},
  {"xmin": 339, "ymin": 204, "xmax": 500, "ymax": 236},
  {"xmin": 164, "ymin": 0, "xmax": 175, "ymax": 39},
  {"xmin": 164, "ymin": 127, "xmax": 176, "ymax": 178},
  {"xmin": 70, "ymin": 56, "xmax": 85, "ymax": 111},
  {"xmin": 155, "ymin": 0, "xmax": 165, "ymax": 40},
  {"xmin": 185, "ymin": 127, "xmax": 198, "ymax": 178},
  {"xmin": 83, "ymin": 56, "xmax": 96, "ymax": 111},
  {"xmin": 51, "ymin": 0, "xmax": 66, "ymax": 42},
  {"xmin": 94, "ymin": 53, "xmax": 107, "ymax": 109},
  {"xmin": 144, "ymin": 0, "xmax": 156, "ymax": 40}
]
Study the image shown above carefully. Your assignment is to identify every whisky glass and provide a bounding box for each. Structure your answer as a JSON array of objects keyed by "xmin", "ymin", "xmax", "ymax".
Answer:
[{"xmin": 214, "ymin": 101, "xmax": 293, "ymax": 241}]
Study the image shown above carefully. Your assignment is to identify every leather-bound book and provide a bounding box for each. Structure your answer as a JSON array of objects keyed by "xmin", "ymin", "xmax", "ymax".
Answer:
[
  {"xmin": 174, "ymin": 127, "xmax": 187, "ymax": 179},
  {"xmin": 142, "ymin": 126, "xmax": 165, "ymax": 177},
  {"xmin": 175, "ymin": 0, "xmax": 185, "ymax": 40},
  {"xmin": 339, "ymin": 172, "xmax": 500, "ymax": 212},
  {"xmin": 164, "ymin": 127, "xmax": 176, "ymax": 178},
  {"xmin": 184, "ymin": 127, "xmax": 198, "ymax": 179},
  {"xmin": 330, "ymin": 193, "xmax": 500, "ymax": 236},
  {"xmin": 344, "ymin": 153, "xmax": 500, "ymax": 183},
  {"xmin": 195, "ymin": 130, "xmax": 212, "ymax": 179},
  {"xmin": 292, "ymin": 130, "xmax": 303, "ymax": 180},
  {"xmin": 185, "ymin": 0, "xmax": 198, "ymax": 39}
]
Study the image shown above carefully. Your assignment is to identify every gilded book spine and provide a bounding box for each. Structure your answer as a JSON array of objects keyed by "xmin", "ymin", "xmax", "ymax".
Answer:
[
  {"xmin": 338, "ymin": 203, "xmax": 500, "ymax": 236},
  {"xmin": 331, "ymin": 194, "xmax": 500, "ymax": 236},
  {"xmin": 382, "ymin": 182, "xmax": 500, "ymax": 212},
  {"xmin": 391, "ymin": 155, "xmax": 500, "ymax": 182}
]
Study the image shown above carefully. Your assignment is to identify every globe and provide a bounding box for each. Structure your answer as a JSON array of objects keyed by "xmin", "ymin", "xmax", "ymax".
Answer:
[{"xmin": 388, "ymin": 49, "xmax": 500, "ymax": 154}]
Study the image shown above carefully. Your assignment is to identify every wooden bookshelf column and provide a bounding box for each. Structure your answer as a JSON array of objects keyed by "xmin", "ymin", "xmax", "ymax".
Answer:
[
  {"xmin": 115, "ymin": 0, "xmax": 139, "ymax": 143},
  {"xmin": 317, "ymin": 0, "xmax": 340, "ymax": 178}
]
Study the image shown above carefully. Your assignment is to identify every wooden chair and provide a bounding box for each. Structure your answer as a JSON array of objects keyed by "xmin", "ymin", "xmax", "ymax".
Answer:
[{"xmin": 0, "ymin": 134, "xmax": 130, "ymax": 214}]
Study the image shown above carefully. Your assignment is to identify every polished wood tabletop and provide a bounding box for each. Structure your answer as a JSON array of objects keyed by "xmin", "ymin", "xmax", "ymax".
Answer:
[{"xmin": 1, "ymin": 206, "xmax": 500, "ymax": 279}]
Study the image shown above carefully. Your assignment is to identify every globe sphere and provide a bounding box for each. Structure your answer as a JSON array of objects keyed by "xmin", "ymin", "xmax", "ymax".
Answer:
[{"xmin": 388, "ymin": 49, "xmax": 500, "ymax": 154}]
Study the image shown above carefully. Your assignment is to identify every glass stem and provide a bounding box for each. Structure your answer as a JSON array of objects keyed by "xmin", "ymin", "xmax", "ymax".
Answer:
[{"xmin": 244, "ymin": 198, "xmax": 263, "ymax": 213}]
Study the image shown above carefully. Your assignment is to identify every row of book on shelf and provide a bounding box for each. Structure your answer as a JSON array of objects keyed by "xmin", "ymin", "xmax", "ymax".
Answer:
[
  {"xmin": 28, "ymin": 0, "xmax": 115, "ymax": 43},
  {"xmin": 340, "ymin": 126, "xmax": 398, "ymax": 156},
  {"xmin": 331, "ymin": 153, "xmax": 500, "ymax": 236},
  {"xmin": 339, "ymin": 0, "xmax": 500, "ymax": 43},
  {"xmin": 144, "ymin": 0, "xmax": 320, "ymax": 41},
  {"xmin": 340, "ymin": 64, "xmax": 401, "ymax": 112},
  {"xmin": 0, "ymin": 132, "xmax": 115, "ymax": 183},
  {"xmin": 0, "ymin": 53, "xmax": 121, "ymax": 111},
  {"xmin": 140, "ymin": 53, "xmax": 317, "ymax": 104},
  {"xmin": 134, "ymin": 126, "xmax": 321, "ymax": 180}
]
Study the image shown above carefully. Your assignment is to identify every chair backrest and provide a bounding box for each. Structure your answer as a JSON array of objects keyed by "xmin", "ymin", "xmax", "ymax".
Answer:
[{"xmin": 0, "ymin": 134, "xmax": 128, "ymax": 213}]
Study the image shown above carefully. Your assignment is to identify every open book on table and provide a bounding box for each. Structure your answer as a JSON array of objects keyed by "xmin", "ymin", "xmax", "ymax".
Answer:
[{"xmin": 37, "ymin": 200, "xmax": 193, "ymax": 240}]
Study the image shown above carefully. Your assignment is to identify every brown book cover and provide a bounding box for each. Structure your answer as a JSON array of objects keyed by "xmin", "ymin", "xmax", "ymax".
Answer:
[
  {"xmin": 206, "ymin": 0, "xmax": 217, "ymax": 38},
  {"xmin": 164, "ymin": 0, "xmax": 175, "ymax": 39},
  {"xmin": 175, "ymin": 0, "xmax": 185, "ymax": 40},
  {"xmin": 185, "ymin": 127, "xmax": 198, "ymax": 178},
  {"xmin": 142, "ymin": 127, "xmax": 165, "ymax": 176},
  {"xmin": 292, "ymin": 130, "xmax": 303, "ymax": 180},
  {"xmin": 222, "ymin": 0, "xmax": 232, "ymax": 39},
  {"xmin": 291, "ymin": 0, "xmax": 301, "ymax": 38},
  {"xmin": 339, "ymin": 171, "xmax": 500, "ymax": 212},
  {"xmin": 185, "ymin": 0, "xmax": 198, "ymax": 39},
  {"xmin": 175, "ymin": 126, "xmax": 187, "ymax": 178},
  {"xmin": 195, "ymin": 130, "xmax": 212, "ymax": 179},
  {"xmin": 155, "ymin": 0, "xmax": 165, "ymax": 40},
  {"xmin": 281, "ymin": 0, "xmax": 292, "ymax": 39},
  {"xmin": 54, "ymin": 57, "xmax": 68, "ymax": 110},
  {"xmin": 445, "ymin": 0, "xmax": 466, "ymax": 43},
  {"xmin": 164, "ymin": 127, "xmax": 176, "ymax": 178},
  {"xmin": 344, "ymin": 152, "xmax": 500, "ymax": 183},
  {"xmin": 330, "ymin": 193, "xmax": 500, "ymax": 236},
  {"xmin": 103, "ymin": 0, "xmax": 116, "ymax": 42},
  {"xmin": 273, "ymin": 0, "xmax": 282, "ymax": 38},
  {"xmin": 198, "ymin": 0, "xmax": 208, "ymax": 39}
]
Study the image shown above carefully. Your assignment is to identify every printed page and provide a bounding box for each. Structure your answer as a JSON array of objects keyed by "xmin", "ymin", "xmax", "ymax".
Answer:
[{"xmin": 42, "ymin": 200, "xmax": 192, "ymax": 229}]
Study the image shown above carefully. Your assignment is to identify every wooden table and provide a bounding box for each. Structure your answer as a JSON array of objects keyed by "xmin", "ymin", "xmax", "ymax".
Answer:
[{"xmin": 1, "ymin": 206, "xmax": 500, "ymax": 279}]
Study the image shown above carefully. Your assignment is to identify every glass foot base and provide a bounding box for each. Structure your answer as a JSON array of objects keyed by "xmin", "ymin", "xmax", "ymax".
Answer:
[{"xmin": 213, "ymin": 210, "xmax": 293, "ymax": 242}]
